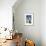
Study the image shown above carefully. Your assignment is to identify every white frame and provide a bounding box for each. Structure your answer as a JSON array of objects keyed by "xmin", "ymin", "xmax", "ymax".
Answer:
[{"xmin": 24, "ymin": 13, "xmax": 33, "ymax": 25}]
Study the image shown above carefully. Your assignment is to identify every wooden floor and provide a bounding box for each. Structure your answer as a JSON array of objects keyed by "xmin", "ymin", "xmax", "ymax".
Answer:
[{"xmin": 0, "ymin": 39, "xmax": 16, "ymax": 46}]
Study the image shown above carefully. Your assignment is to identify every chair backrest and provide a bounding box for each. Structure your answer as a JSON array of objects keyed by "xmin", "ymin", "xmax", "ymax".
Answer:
[{"xmin": 14, "ymin": 33, "xmax": 23, "ymax": 46}]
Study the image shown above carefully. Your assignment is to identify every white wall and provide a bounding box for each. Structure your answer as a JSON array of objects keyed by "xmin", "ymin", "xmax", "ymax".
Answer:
[
  {"xmin": 13, "ymin": 0, "xmax": 41, "ymax": 46},
  {"xmin": 40, "ymin": 0, "xmax": 46, "ymax": 46},
  {"xmin": 1, "ymin": 0, "xmax": 46, "ymax": 46},
  {"xmin": 0, "ymin": 0, "xmax": 16, "ymax": 30}
]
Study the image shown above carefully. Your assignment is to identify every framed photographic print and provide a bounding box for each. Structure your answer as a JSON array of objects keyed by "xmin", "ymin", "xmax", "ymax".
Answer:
[{"xmin": 24, "ymin": 13, "xmax": 33, "ymax": 25}]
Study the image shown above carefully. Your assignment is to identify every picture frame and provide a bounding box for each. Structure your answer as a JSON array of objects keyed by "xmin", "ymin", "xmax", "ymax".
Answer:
[{"xmin": 24, "ymin": 13, "xmax": 33, "ymax": 25}]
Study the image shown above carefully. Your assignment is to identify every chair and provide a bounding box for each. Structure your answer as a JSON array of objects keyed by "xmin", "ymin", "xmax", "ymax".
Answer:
[
  {"xmin": 25, "ymin": 40, "xmax": 35, "ymax": 46},
  {"xmin": 13, "ymin": 33, "xmax": 23, "ymax": 46}
]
